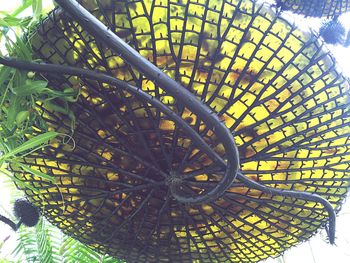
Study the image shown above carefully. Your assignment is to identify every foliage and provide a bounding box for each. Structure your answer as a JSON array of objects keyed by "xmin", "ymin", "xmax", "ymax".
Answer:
[
  {"xmin": 9, "ymin": 217, "xmax": 121, "ymax": 263},
  {"xmin": 0, "ymin": 1, "xmax": 120, "ymax": 262},
  {"xmin": 0, "ymin": 0, "xmax": 77, "ymax": 188}
]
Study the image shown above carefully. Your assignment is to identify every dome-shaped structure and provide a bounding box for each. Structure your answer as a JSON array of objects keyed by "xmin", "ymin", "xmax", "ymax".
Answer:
[
  {"xmin": 277, "ymin": 0, "xmax": 350, "ymax": 17},
  {"xmin": 8, "ymin": 0, "xmax": 350, "ymax": 262}
]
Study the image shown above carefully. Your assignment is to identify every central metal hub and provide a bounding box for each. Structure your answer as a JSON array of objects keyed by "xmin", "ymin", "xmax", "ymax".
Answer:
[{"xmin": 165, "ymin": 172, "xmax": 183, "ymax": 187}]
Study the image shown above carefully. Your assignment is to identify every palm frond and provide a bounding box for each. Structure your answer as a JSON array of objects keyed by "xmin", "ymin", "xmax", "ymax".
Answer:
[
  {"xmin": 35, "ymin": 219, "xmax": 54, "ymax": 263},
  {"xmin": 8, "ymin": 217, "xmax": 123, "ymax": 263}
]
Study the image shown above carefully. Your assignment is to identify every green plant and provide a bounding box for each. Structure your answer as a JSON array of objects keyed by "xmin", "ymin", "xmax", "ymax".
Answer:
[
  {"xmin": 0, "ymin": 1, "xmax": 120, "ymax": 262},
  {"xmin": 0, "ymin": 0, "xmax": 75, "ymax": 191}
]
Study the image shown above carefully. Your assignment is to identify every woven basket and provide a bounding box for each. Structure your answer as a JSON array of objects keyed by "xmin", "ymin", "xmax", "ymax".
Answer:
[
  {"xmin": 277, "ymin": 0, "xmax": 350, "ymax": 17},
  {"xmin": 10, "ymin": 0, "xmax": 350, "ymax": 262}
]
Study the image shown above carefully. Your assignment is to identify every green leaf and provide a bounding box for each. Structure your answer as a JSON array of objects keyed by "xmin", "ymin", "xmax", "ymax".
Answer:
[
  {"xmin": 0, "ymin": 131, "xmax": 58, "ymax": 160},
  {"xmin": 32, "ymin": 0, "xmax": 42, "ymax": 19},
  {"xmin": 9, "ymin": 35, "xmax": 32, "ymax": 61},
  {"xmin": 12, "ymin": 80, "xmax": 49, "ymax": 96},
  {"xmin": 15, "ymin": 162, "xmax": 55, "ymax": 182},
  {"xmin": 0, "ymin": 64, "xmax": 12, "ymax": 87},
  {"xmin": 15, "ymin": 110, "xmax": 30, "ymax": 126},
  {"xmin": 0, "ymin": 16, "xmax": 31, "ymax": 27},
  {"xmin": 12, "ymin": 0, "xmax": 33, "ymax": 17},
  {"xmin": 0, "ymin": 67, "xmax": 13, "ymax": 115},
  {"xmin": 5, "ymin": 94, "xmax": 20, "ymax": 130},
  {"xmin": 36, "ymin": 219, "xmax": 54, "ymax": 263}
]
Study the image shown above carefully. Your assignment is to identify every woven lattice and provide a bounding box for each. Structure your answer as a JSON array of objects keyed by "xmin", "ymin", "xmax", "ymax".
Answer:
[
  {"xmin": 277, "ymin": 0, "xmax": 350, "ymax": 17},
  {"xmin": 12, "ymin": 0, "xmax": 350, "ymax": 262}
]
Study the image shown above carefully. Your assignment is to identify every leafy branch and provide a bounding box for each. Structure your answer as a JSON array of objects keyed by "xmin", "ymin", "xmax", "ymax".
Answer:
[{"xmin": 0, "ymin": 1, "xmax": 121, "ymax": 262}]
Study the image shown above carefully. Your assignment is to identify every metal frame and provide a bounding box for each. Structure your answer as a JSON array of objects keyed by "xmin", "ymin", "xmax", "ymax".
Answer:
[{"xmin": 1, "ymin": 0, "xmax": 345, "ymax": 261}]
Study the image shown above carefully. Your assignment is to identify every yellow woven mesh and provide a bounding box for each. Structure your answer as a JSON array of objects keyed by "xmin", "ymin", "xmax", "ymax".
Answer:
[{"xmin": 12, "ymin": 0, "xmax": 350, "ymax": 262}]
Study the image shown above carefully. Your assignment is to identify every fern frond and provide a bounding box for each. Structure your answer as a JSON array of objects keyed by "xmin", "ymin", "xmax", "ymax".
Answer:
[
  {"xmin": 8, "ymin": 217, "xmax": 123, "ymax": 263},
  {"xmin": 13, "ymin": 225, "xmax": 40, "ymax": 262},
  {"xmin": 36, "ymin": 219, "xmax": 54, "ymax": 263}
]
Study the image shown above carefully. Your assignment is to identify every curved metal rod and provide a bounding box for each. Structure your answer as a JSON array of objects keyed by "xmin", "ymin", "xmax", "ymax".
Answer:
[
  {"xmin": 0, "ymin": 214, "xmax": 18, "ymax": 231},
  {"xmin": 236, "ymin": 172, "xmax": 336, "ymax": 244},
  {"xmin": 53, "ymin": 0, "xmax": 240, "ymax": 204},
  {"xmin": 0, "ymin": 56, "xmax": 229, "ymax": 204},
  {"xmin": 0, "ymin": 57, "xmax": 221, "ymax": 174},
  {"xmin": 1, "ymin": 2, "xmax": 338, "ymax": 243}
]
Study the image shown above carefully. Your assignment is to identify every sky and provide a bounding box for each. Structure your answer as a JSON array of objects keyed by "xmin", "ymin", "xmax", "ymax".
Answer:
[{"xmin": 0, "ymin": 1, "xmax": 350, "ymax": 263}]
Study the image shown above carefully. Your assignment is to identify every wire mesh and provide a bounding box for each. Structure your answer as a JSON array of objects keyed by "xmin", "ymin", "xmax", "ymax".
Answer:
[
  {"xmin": 277, "ymin": 0, "xmax": 350, "ymax": 17},
  {"xmin": 11, "ymin": 0, "xmax": 350, "ymax": 262}
]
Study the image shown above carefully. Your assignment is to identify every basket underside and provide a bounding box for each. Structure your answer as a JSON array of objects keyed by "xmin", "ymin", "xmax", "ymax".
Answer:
[
  {"xmin": 12, "ymin": 0, "xmax": 350, "ymax": 262},
  {"xmin": 278, "ymin": 0, "xmax": 350, "ymax": 17}
]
